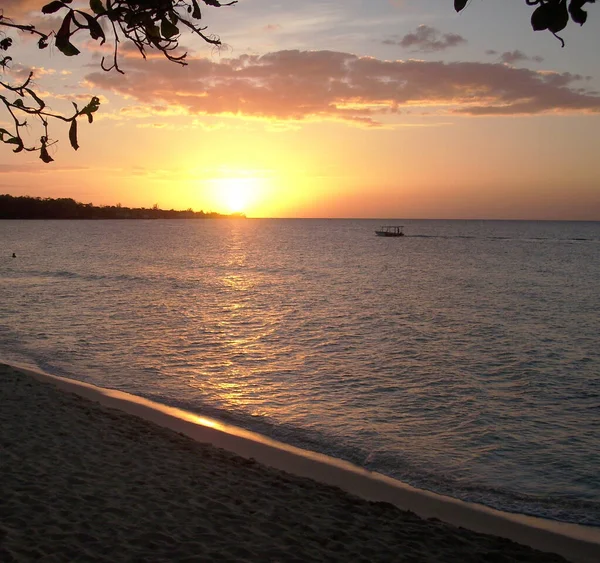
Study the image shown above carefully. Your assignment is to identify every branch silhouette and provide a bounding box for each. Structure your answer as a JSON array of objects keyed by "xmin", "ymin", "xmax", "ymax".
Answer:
[
  {"xmin": 1, "ymin": 1, "xmax": 595, "ymax": 162},
  {"xmin": 455, "ymin": 0, "xmax": 595, "ymax": 47},
  {"xmin": 0, "ymin": 0, "xmax": 236, "ymax": 163}
]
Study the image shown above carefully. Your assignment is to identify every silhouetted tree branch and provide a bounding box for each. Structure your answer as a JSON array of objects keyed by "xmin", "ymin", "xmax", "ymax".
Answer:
[
  {"xmin": 455, "ymin": 0, "xmax": 595, "ymax": 47},
  {"xmin": 0, "ymin": 0, "xmax": 236, "ymax": 162},
  {"xmin": 1, "ymin": 1, "xmax": 595, "ymax": 163}
]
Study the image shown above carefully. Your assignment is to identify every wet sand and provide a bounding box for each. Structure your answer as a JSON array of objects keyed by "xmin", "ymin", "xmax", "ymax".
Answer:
[{"xmin": 2, "ymin": 363, "xmax": 598, "ymax": 562}]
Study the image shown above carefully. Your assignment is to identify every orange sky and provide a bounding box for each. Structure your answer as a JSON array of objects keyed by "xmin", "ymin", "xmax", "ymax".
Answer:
[{"xmin": 1, "ymin": 1, "xmax": 599, "ymax": 219}]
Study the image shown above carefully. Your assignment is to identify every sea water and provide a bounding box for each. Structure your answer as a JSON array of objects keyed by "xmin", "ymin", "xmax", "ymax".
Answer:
[{"xmin": 1, "ymin": 218, "xmax": 598, "ymax": 525}]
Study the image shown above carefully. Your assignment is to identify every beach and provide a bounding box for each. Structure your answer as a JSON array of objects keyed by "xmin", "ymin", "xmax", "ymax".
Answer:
[
  {"xmin": 3, "ymin": 219, "xmax": 599, "ymax": 529},
  {"xmin": 2, "ymin": 363, "xmax": 599, "ymax": 562}
]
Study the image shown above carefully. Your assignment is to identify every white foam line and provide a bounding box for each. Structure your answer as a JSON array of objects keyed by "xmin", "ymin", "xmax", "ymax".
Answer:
[{"xmin": 8, "ymin": 362, "xmax": 600, "ymax": 563}]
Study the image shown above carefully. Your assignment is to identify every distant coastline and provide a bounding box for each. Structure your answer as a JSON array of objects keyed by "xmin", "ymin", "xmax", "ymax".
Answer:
[{"xmin": 0, "ymin": 195, "xmax": 245, "ymax": 220}]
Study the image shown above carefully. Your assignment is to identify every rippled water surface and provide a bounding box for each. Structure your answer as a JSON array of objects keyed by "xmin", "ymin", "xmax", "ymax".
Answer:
[{"xmin": 1, "ymin": 219, "xmax": 599, "ymax": 525}]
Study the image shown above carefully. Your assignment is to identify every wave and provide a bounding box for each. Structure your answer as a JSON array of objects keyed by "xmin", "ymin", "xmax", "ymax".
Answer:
[
  {"xmin": 3, "ymin": 219, "xmax": 599, "ymax": 530},
  {"xmin": 5, "ymin": 268, "xmax": 148, "ymax": 284},
  {"xmin": 1, "ymin": 344, "xmax": 598, "ymax": 528},
  {"xmin": 135, "ymin": 389, "xmax": 600, "ymax": 527}
]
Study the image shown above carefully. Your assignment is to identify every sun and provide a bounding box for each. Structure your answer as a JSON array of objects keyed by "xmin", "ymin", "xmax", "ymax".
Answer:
[
  {"xmin": 211, "ymin": 177, "xmax": 265, "ymax": 215},
  {"xmin": 202, "ymin": 175, "xmax": 273, "ymax": 216},
  {"xmin": 222, "ymin": 179, "xmax": 249, "ymax": 213}
]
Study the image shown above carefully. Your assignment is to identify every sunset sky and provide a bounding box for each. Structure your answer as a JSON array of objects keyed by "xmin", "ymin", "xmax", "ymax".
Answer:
[{"xmin": 1, "ymin": 0, "xmax": 599, "ymax": 219}]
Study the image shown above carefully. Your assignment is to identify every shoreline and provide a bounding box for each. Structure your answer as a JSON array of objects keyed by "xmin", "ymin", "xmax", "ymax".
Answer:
[{"xmin": 2, "ymin": 362, "xmax": 599, "ymax": 562}]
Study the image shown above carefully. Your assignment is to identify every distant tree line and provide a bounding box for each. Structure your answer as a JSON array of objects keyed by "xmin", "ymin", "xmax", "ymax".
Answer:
[{"xmin": 0, "ymin": 195, "xmax": 244, "ymax": 220}]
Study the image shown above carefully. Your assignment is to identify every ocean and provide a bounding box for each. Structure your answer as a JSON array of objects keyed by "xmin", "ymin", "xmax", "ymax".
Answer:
[{"xmin": 1, "ymin": 218, "xmax": 598, "ymax": 526}]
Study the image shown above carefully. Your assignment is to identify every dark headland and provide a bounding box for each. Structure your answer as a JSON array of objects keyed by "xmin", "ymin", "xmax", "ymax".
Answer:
[{"xmin": 0, "ymin": 195, "xmax": 245, "ymax": 220}]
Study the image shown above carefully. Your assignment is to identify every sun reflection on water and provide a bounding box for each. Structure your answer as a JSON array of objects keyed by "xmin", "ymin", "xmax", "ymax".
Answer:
[{"xmin": 207, "ymin": 227, "xmax": 281, "ymax": 417}]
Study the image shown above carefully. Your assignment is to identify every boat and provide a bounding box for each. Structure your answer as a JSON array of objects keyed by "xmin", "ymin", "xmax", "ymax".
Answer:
[{"xmin": 375, "ymin": 225, "xmax": 405, "ymax": 237}]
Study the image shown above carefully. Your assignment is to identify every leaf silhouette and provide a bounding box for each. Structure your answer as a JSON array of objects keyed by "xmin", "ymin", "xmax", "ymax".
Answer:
[
  {"xmin": 549, "ymin": 0, "xmax": 569, "ymax": 33},
  {"xmin": 569, "ymin": 0, "xmax": 591, "ymax": 24},
  {"xmin": 6, "ymin": 136, "xmax": 23, "ymax": 153},
  {"xmin": 69, "ymin": 119, "xmax": 79, "ymax": 150},
  {"xmin": 40, "ymin": 144, "xmax": 54, "ymax": 163},
  {"xmin": 89, "ymin": 0, "xmax": 106, "ymax": 15},
  {"xmin": 191, "ymin": 0, "xmax": 202, "ymax": 18},
  {"xmin": 55, "ymin": 12, "xmax": 81, "ymax": 56},
  {"xmin": 161, "ymin": 18, "xmax": 180, "ymax": 39},
  {"xmin": 79, "ymin": 12, "xmax": 106, "ymax": 42},
  {"xmin": 80, "ymin": 96, "xmax": 101, "ymax": 123},
  {"xmin": 42, "ymin": 1, "xmax": 66, "ymax": 14},
  {"xmin": 25, "ymin": 88, "xmax": 46, "ymax": 109},
  {"xmin": 0, "ymin": 0, "xmax": 237, "ymax": 162},
  {"xmin": 531, "ymin": 4, "xmax": 552, "ymax": 30}
]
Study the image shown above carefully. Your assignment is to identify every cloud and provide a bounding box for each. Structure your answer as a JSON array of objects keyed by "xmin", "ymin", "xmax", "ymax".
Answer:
[
  {"xmin": 486, "ymin": 50, "xmax": 544, "ymax": 65},
  {"xmin": 1, "ymin": 2, "xmax": 64, "ymax": 38},
  {"xmin": 384, "ymin": 25, "xmax": 467, "ymax": 52},
  {"xmin": 82, "ymin": 49, "xmax": 600, "ymax": 126},
  {"xmin": 0, "ymin": 163, "xmax": 88, "ymax": 173},
  {"xmin": 120, "ymin": 104, "xmax": 190, "ymax": 118},
  {"xmin": 6, "ymin": 63, "xmax": 56, "ymax": 80},
  {"xmin": 0, "ymin": 1, "xmax": 45, "ymax": 18},
  {"xmin": 498, "ymin": 50, "xmax": 544, "ymax": 65}
]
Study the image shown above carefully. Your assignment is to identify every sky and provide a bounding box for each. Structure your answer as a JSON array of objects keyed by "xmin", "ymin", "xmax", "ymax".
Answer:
[{"xmin": 1, "ymin": 0, "xmax": 599, "ymax": 219}]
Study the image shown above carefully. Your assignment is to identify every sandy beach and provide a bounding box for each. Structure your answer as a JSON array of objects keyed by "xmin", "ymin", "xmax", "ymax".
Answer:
[{"xmin": 1, "ymin": 363, "xmax": 599, "ymax": 562}]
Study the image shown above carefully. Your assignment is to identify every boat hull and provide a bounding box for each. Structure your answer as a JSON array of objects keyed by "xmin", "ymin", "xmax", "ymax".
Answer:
[{"xmin": 375, "ymin": 231, "xmax": 404, "ymax": 237}]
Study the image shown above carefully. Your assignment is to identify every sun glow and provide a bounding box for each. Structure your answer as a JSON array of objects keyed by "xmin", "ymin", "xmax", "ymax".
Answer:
[{"xmin": 208, "ymin": 176, "xmax": 267, "ymax": 215}]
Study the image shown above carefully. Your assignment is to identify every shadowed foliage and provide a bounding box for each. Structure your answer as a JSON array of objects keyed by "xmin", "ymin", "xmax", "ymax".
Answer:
[
  {"xmin": 0, "ymin": 194, "xmax": 245, "ymax": 219},
  {"xmin": 0, "ymin": 0, "xmax": 235, "ymax": 162},
  {"xmin": 455, "ymin": 0, "xmax": 595, "ymax": 46},
  {"xmin": 0, "ymin": 1, "xmax": 595, "ymax": 163}
]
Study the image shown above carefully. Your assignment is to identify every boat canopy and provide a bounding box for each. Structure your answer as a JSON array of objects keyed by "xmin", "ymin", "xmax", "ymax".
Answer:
[{"xmin": 375, "ymin": 225, "xmax": 404, "ymax": 236}]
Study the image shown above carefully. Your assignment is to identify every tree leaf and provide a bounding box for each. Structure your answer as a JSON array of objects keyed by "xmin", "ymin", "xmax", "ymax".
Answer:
[
  {"xmin": 5, "ymin": 136, "xmax": 24, "ymax": 152},
  {"xmin": 191, "ymin": 0, "xmax": 202, "ymax": 18},
  {"xmin": 80, "ymin": 12, "xmax": 106, "ymax": 42},
  {"xmin": 161, "ymin": 18, "xmax": 180, "ymax": 39},
  {"xmin": 56, "ymin": 12, "xmax": 72, "ymax": 41},
  {"xmin": 569, "ymin": 0, "xmax": 590, "ymax": 25},
  {"xmin": 146, "ymin": 21, "xmax": 161, "ymax": 39},
  {"xmin": 80, "ymin": 96, "xmax": 101, "ymax": 123},
  {"xmin": 56, "ymin": 40, "xmax": 81, "ymax": 57},
  {"xmin": 69, "ymin": 119, "xmax": 79, "ymax": 150},
  {"xmin": 454, "ymin": 0, "xmax": 469, "ymax": 12},
  {"xmin": 25, "ymin": 88, "xmax": 46, "ymax": 110},
  {"xmin": 89, "ymin": 0, "xmax": 106, "ymax": 15},
  {"xmin": 548, "ymin": 1, "xmax": 569, "ymax": 33},
  {"xmin": 55, "ymin": 12, "xmax": 81, "ymax": 56},
  {"xmin": 42, "ymin": 1, "xmax": 65, "ymax": 14},
  {"xmin": 40, "ymin": 145, "xmax": 54, "ymax": 163},
  {"xmin": 531, "ymin": 4, "xmax": 551, "ymax": 30}
]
